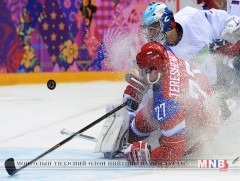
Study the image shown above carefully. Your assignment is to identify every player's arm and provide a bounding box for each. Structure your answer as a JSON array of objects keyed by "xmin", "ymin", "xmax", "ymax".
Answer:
[
  {"xmin": 123, "ymin": 113, "xmax": 186, "ymax": 164},
  {"xmin": 124, "ymin": 99, "xmax": 187, "ymax": 164},
  {"xmin": 221, "ymin": 15, "xmax": 240, "ymax": 44},
  {"xmin": 127, "ymin": 100, "xmax": 159, "ymax": 143},
  {"xmin": 203, "ymin": 8, "xmax": 240, "ymax": 45}
]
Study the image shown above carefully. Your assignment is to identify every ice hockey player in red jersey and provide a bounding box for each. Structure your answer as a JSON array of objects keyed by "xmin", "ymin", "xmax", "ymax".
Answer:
[{"xmin": 122, "ymin": 41, "xmax": 220, "ymax": 164}]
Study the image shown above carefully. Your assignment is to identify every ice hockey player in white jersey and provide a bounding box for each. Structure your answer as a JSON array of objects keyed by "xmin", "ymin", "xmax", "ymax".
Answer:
[
  {"xmin": 196, "ymin": 0, "xmax": 240, "ymax": 116},
  {"xmin": 141, "ymin": 2, "xmax": 238, "ymax": 61},
  {"xmin": 141, "ymin": 2, "xmax": 240, "ymax": 119},
  {"xmin": 141, "ymin": 2, "xmax": 240, "ymax": 71}
]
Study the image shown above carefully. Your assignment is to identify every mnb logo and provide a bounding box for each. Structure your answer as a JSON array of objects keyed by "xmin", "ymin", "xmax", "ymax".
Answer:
[{"xmin": 198, "ymin": 160, "xmax": 228, "ymax": 171}]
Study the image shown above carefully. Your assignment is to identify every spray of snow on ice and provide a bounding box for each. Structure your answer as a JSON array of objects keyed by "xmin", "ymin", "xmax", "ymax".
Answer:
[{"xmin": 103, "ymin": 28, "xmax": 146, "ymax": 71}]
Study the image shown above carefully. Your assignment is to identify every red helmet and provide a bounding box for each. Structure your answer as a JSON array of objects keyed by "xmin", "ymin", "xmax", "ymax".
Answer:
[{"xmin": 136, "ymin": 41, "xmax": 167, "ymax": 71}]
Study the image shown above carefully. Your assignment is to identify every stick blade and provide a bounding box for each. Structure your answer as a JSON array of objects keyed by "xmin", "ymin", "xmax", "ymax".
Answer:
[{"xmin": 5, "ymin": 158, "xmax": 17, "ymax": 176}]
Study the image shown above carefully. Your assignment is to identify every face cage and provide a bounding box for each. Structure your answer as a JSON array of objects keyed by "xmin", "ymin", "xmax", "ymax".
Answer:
[{"xmin": 141, "ymin": 24, "xmax": 167, "ymax": 44}]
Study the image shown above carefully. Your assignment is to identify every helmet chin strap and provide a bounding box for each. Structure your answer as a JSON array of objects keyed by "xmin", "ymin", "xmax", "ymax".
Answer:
[{"xmin": 147, "ymin": 73, "xmax": 161, "ymax": 85}]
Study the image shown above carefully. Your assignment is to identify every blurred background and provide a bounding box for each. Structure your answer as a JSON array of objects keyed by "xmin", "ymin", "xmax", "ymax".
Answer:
[{"xmin": 0, "ymin": 0, "xmax": 225, "ymax": 84}]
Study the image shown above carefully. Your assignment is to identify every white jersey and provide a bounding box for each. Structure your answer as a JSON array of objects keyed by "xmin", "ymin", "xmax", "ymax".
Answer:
[
  {"xmin": 168, "ymin": 7, "xmax": 230, "ymax": 84},
  {"xmin": 170, "ymin": 6, "xmax": 230, "ymax": 62},
  {"xmin": 227, "ymin": 0, "xmax": 240, "ymax": 16}
]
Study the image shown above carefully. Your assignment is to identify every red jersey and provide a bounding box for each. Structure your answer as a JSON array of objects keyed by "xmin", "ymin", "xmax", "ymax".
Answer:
[
  {"xmin": 156, "ymin": 50, "xmax": 216, "ymax": 134},
  {"xmin": 132, "ymin": 50, "xmax": 219, "ymax": 161}
]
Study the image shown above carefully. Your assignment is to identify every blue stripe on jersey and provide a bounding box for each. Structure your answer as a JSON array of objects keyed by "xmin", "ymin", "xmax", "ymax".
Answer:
[
  {"xmin": 153, "ymin": 85, "xmax": 181, "ymax": 124},
  {"xmin": 164, "ymin": 45, "xmax": 173, "ymax": 52}
]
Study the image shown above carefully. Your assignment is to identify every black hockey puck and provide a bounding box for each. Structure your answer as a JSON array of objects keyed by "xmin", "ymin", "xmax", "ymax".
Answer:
[{"xmin": 47, "ymin": 80, "xmax": 56, "ymax": 90}]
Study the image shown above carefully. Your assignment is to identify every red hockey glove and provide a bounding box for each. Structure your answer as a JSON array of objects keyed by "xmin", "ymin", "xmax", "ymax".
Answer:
[
  {"xmin": 123, "ymin": 74, "xmax": 148, "ymax": 112},
  {"xmin": 123, "ymin": 141, "xmax": 151, "ymax": 165}
]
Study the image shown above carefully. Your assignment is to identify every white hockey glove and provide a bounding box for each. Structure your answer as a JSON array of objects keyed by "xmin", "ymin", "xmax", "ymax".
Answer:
[
  {"xmin": 221, "ymin": 15, "xmax": 240, "ymax": 44},
  {"xmin": 123, "ymin": 141, "xmax": 151, "ymax": 165},
  {"xmin": 123, "ymin": 74, "xmax": 148, "ymax": 112}
]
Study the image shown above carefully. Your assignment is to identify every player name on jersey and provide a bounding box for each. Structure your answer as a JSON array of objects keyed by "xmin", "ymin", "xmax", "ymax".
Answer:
[{"xmin": 168, "ymin": 52, "xmax": 181, "ymax": 98}]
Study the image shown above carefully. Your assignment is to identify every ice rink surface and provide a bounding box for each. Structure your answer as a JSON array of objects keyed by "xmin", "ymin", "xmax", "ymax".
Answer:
[{"xmin": 0, "ymin": 81, "xmax": 240, "ymax": 181}]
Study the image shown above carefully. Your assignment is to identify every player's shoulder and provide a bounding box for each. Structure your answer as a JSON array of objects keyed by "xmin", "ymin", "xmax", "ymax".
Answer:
[
  {"xmin": 174, "ymin": 6, "xmax": 205, "ymax": 26},
  {"xmin": 175, "ymin": 6, "xmax": 202, "ymax": 18}
]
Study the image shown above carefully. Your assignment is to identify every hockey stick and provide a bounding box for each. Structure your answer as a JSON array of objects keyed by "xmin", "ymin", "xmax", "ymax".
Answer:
[
  {"xmin": 4, "ymin": 102, "xmax": 126, "ymax": 176},
  {"xmin": 60, "ymin": 128, "xmax": 97, "ymax": 142}
]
